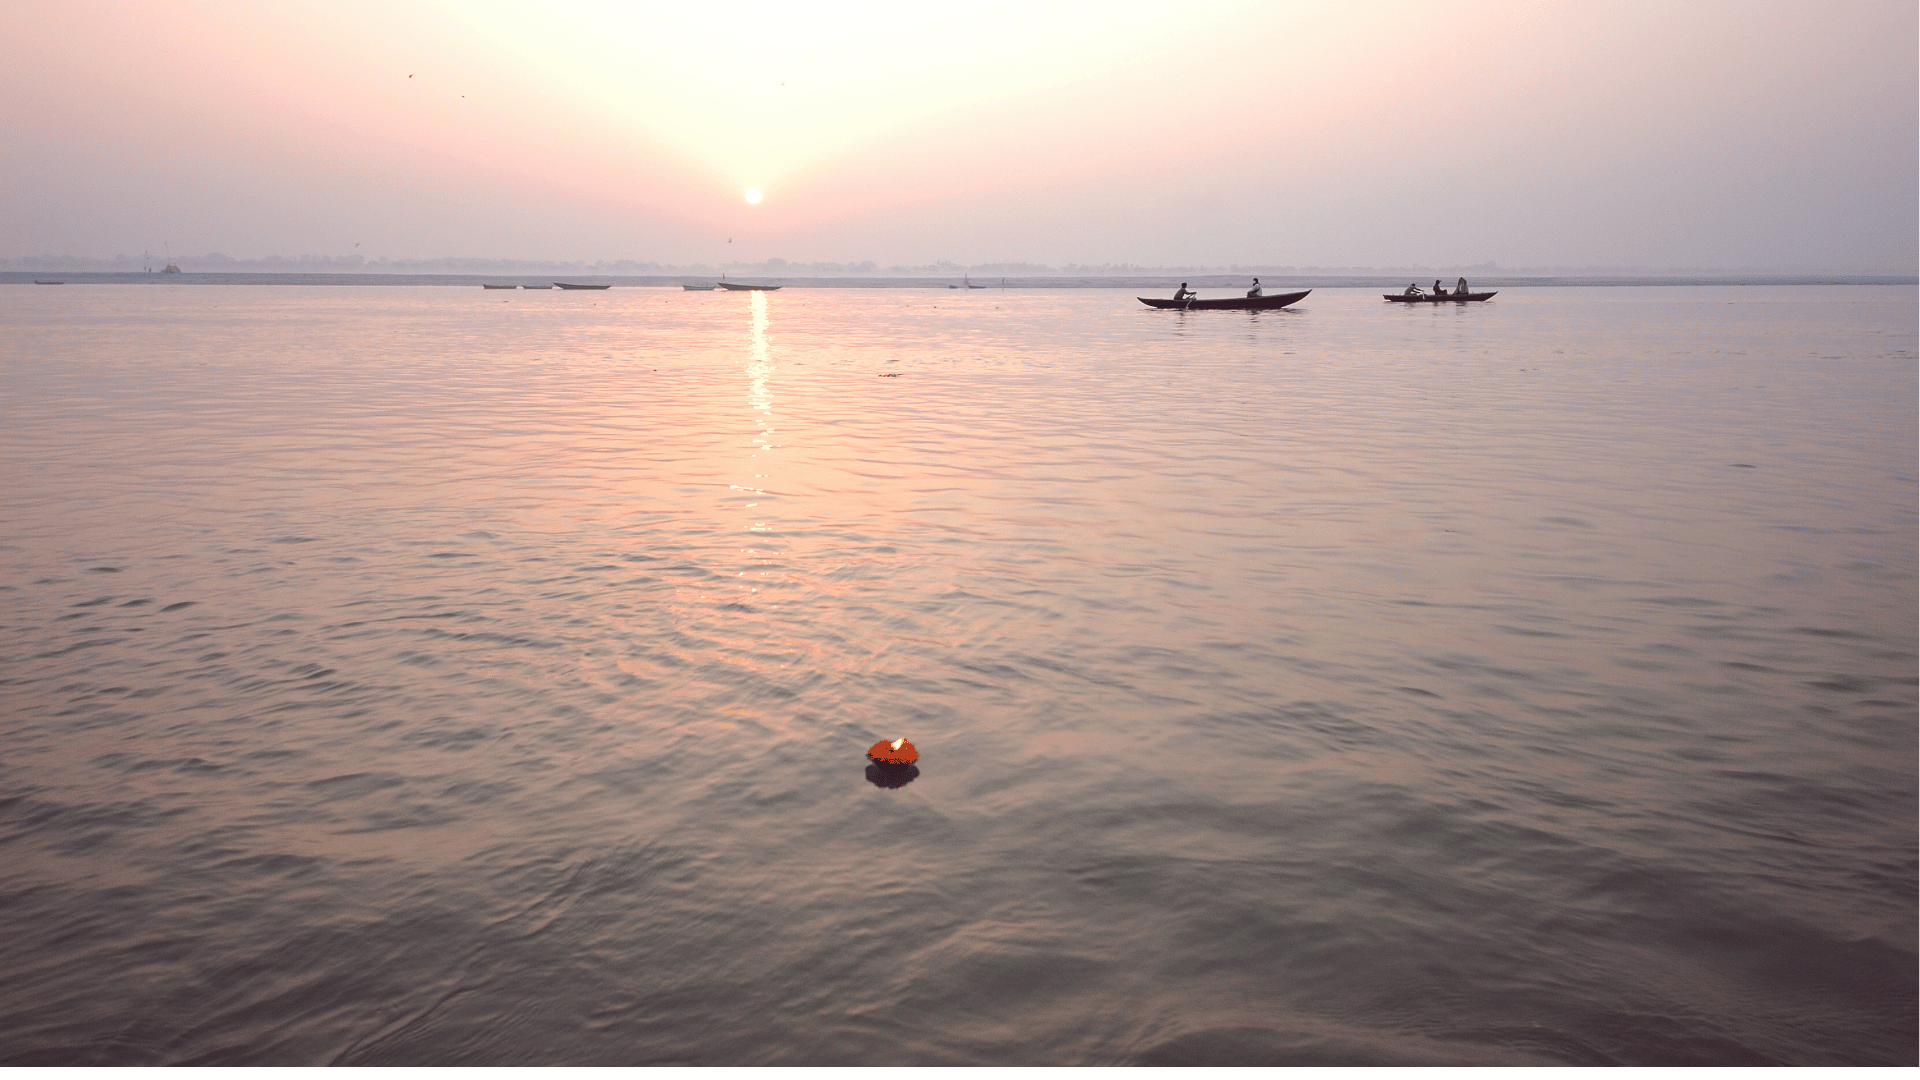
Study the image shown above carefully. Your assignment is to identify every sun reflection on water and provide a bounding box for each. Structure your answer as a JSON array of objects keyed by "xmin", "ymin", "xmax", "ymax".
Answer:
[{"xmin": 745, "ymin": 289, "xmax": 775, "ymax": 533}]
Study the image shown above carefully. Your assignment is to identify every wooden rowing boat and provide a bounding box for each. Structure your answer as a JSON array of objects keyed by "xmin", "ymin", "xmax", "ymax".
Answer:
[
  {"xmin": 715, "ymin": 282, "xmax": 782, "ymax": 291},
  {"xmin": 1138, "ymin": 289, "xmax": 1310, "ymax": 311},
  {"xmin": 554, "ymin": 282, "xmax": 610, "ymax": 290},
  {"xmin": 1383, "ymin": 292, "xmax": 1497, "ymax": 303},
  {"xmin": 481, "ymin": 284, "xmax": 516, "ymax": 289}
]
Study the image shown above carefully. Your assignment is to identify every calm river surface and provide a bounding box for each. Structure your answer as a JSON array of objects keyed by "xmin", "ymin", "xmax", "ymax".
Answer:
[{"xmin": 1, "ymin": 284, "xmax": 1914, "ymax": 1065}]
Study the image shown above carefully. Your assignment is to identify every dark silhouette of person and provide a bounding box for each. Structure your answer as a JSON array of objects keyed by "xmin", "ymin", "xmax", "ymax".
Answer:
[{"xmin": 1173, "ymin": 282, "xmax": 1195, "ymax": 301}]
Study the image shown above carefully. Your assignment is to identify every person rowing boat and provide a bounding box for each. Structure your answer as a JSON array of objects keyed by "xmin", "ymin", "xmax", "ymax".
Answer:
[
  {"xmin": 1172, "ymin": 282, "xmax": 1196, "ymax": 301},
  {"xmin": 1138, "ymin": 289, "xmax": 1311, "ymax": 310}
]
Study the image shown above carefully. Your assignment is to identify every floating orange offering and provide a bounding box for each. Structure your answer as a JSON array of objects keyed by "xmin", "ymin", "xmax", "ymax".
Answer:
[{"xmin": 867, "ymin": 737, "xmax": 919, "ymax": 766}]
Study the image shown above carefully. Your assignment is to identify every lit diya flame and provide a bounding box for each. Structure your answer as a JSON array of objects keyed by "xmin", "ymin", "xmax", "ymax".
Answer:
[{"xmin": 867, "ymin": 737, "xmax": 919, "ymax": 766}]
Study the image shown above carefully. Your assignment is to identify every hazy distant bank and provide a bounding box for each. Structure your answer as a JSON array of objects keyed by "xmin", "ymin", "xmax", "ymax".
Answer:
[
  {"xmin": 5, "ymin": 271, "xmax": 1913, "ymax": 289},
  {"xmin": 5, "ymin": 253, "xmax": 1915, "ymax": 281}
]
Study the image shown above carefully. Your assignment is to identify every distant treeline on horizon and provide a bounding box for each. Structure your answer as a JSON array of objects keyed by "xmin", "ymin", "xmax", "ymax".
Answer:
[{"xmin": 7, "ymin": 253, "xmax": 1910, "ymax": 279}]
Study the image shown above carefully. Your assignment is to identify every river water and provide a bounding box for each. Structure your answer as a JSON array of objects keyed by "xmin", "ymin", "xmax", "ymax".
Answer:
[{"xmin": 1, "ymin": 283, "xmax": 1913, "ymax": 1065}]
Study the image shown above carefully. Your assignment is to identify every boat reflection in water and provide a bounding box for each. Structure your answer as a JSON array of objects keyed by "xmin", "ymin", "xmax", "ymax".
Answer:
[{"xmin": 865, "ymin": 763, "xmax": 920, "ymax": 789}]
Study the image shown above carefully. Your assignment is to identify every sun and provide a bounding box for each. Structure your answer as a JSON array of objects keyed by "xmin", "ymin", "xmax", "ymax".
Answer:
[{"xmin": 744, "ymin": 188, "xmax": 762, "ymax": 205}]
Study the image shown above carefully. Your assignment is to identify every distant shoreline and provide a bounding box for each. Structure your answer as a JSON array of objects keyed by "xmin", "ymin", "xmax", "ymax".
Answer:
[{"xmin": 4, "ymin": 272, "xmax": 1914, "ymax": 289}]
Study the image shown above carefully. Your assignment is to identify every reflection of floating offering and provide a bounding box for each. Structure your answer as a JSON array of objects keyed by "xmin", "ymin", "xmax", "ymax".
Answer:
[
  {"xmin": 867, "ymin": 737, "xmax": 919, "ymax": 766},
  {"xmin": 866, "ymin": 763, "xmax": 919, "ymax": 789}
]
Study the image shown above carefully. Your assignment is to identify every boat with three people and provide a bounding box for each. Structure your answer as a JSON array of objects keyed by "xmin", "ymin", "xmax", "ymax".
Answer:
[
  {"xmin": 1386, "ymin": 278, "xmax": 1497, "ymax": 303},
  {"xmin": 1385, "ymin": 291, "xmax": 1498, "ymax": 303}
]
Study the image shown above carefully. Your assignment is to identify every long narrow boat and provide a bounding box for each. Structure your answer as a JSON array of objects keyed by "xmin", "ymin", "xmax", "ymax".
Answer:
[
  {"xmin": 1383, "ymin": 292, "xmax": 1497, "ymax": 303},
  {"xmin": 481, "ymin": 283, "xmax": 516, "ymax": 289},
  {"xmin": 1138, "ymin": 289, "xmax": 1310, "ymax": 311},
  {"xmin": 554, "ymin": 282, "xmax": 611, "ymax": 290},
  {"xmin": 715, "ymin": 282, "xmax": 782, "ymax": 291}
]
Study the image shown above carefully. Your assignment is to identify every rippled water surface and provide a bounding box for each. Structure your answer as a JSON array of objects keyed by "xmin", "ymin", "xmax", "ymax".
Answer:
[{"xmin": 2, "ymin": 284, "xmax": 1914, "ymax": 1065}]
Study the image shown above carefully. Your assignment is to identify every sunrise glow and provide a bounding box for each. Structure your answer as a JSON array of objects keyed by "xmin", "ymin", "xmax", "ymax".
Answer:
[{"xmin": 0, "ymin": 0, "xmax": 1910, "ymax": 270}]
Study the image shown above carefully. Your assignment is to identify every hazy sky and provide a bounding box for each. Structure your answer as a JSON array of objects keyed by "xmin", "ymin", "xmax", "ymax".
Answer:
[{"xmin": 6, "ymin": 0, "xmax": 1915, "ymax": 270}]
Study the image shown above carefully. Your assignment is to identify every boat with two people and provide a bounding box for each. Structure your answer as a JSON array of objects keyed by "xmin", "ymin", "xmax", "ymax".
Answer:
[
  {"xmin": 1386, "ymin": 277, "xmax": 1497, "ymax": 303},
  {"xmin": 1140, "ymin": 280, "xmax": 1310, "ymax": 310}
]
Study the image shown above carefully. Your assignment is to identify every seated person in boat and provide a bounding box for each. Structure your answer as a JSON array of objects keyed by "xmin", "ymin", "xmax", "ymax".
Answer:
[
  {"xmin": 1173, "ymin": 282, "xmax": 1196, "ymax": 301},
  {"xmin": 1456, "ymin": 277, "xmax": 1470, "ymax": 296},
  {"xmin": 1246, "ymin": 278, "xmax": 1263, "ymax": 298},
  {"xmin": 1404, "ymin": 282, "xmax": 1424, "ymax": 296},
  {"xmin": 1432, "ymin": 279, "xmax": 1448, "ymax": 298}
]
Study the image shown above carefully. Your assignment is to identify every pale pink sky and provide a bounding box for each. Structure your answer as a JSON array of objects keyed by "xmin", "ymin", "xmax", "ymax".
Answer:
[{"xmin": 5, "ymin": 0, "xmax": 1915, "ymax": 270}]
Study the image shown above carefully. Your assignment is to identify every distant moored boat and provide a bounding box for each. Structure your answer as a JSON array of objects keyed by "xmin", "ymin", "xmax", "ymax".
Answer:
[
  {"xmin": 554, "ymin": 282, "xmax": 611, "ymax": 290},
  {"xmin": 715, "ymin": 282, "xmax": 781, "ymax": 291}
]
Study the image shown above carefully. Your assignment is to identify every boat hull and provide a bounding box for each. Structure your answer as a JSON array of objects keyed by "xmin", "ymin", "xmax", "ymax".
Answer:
[
  {"xmin": 1139, "ymin": 289, "xmax": 1310, "ymax": 310},
  {"xmin": 716, "ymin": 282, "xmax": 782, "ymax": 291},
  {"xmin": 1383, "ymin": 292, "xmax": 1497, "ymax": 303},
  {"xmin": 554, "ymin": 282, "xmax": 611, "ymax": 290}
]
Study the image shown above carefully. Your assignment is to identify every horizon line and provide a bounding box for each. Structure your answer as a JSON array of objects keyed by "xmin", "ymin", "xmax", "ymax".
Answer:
[{"xmin": 6, "ymin": 254, "xmax": 1916, "ymax": 278}]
